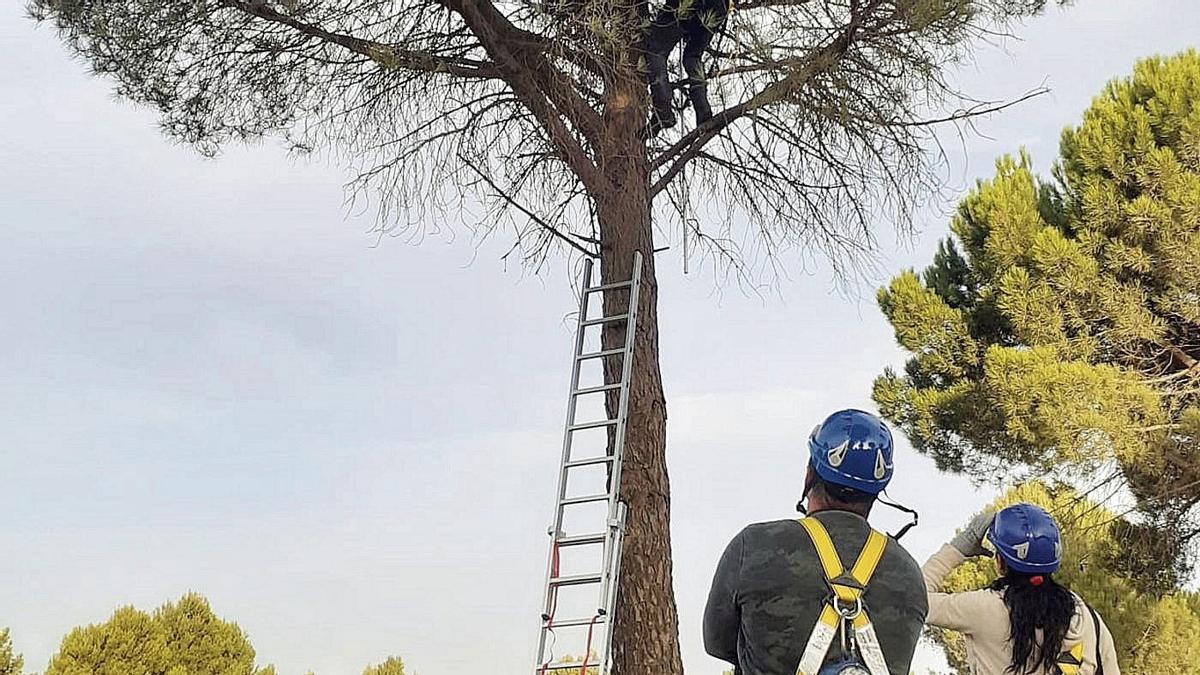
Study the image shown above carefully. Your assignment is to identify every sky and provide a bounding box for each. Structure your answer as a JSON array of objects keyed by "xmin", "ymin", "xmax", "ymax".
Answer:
[{"xmin": 1, "ymin": 2, "xmax": 1198, "ymax": 674}]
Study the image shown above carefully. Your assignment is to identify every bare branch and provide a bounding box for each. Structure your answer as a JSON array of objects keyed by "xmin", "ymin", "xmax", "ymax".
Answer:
[
  {"xmin": 734, "ymin": 0, "xmax": 815, "ymax": 9},
  {"xmin": 437, "ymin": 0, "xmax": 608, "ymax": 190},
  {"xmin": 217, "ymin": 0, "xmax": 499, "ymax": 78},
  {"xmin": 462, "ymin": 156, "xmax": 599, "ymax": 258}
]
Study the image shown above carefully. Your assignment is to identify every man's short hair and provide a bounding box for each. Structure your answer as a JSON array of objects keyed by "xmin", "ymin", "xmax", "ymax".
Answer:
[{"xmin": 811, "ymin": 474, "xmax": 876, "ymax": 506}]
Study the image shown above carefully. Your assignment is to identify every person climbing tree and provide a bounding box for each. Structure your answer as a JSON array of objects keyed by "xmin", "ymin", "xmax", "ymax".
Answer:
[
  {"xmin": 642, "ymin": 0, "xmax": 729, "ymax": 136},
  {"xmin": 925, "ymin": 505, "xmax": 1121, "ymax": 675},
  {"xmin": 704, "ymin": 409, "xmax": 927, "ymax": 675}
]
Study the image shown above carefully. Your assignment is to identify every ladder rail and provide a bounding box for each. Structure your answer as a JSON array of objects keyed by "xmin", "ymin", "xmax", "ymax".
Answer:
[
  {"xmin": 608, "ymin": 252, "xmax": 642, "ymax": 510},
  {"xmin": 599, "ymin": 501, "xmax": 628, "ymax": 674},
  {"xmin": 597, "ymin": 252, "xmax": 642, "ymax": 674},
  {"xmin": 535, "ymin": 258, "xmax": 595, "ymax": 665}
]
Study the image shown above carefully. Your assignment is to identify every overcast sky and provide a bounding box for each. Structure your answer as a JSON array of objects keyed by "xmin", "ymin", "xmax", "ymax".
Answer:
[{"xmin": 1, "ymin": 2, "xmax": 1198, "ymax": 674}]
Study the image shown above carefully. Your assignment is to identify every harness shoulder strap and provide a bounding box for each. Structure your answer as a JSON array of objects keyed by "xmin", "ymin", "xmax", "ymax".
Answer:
[
  {"xmin": 850, "ymin": 528, "xmax": 887, "ymax": 587},
  {"xmin": 1056, "ymin": 642, "xmax": 1085, "ymax": 675},
  {"xmin": 799, "ymin": 517, "xmax": 844, "ymax": 579},
  {"xmin": 794, "ymin": 517, "xmax": 890, "ymax": 675},
  {"xmin": 1057, "ymin": 599, "xmax": 1107, "ymax": 675},
  {"xmin": 798, "ymin": 518, "xmax": 887, "ymax": 595},
  {"xmin": 1088, "ymin": 603, "xmax": 1105, "ymax": 675}
]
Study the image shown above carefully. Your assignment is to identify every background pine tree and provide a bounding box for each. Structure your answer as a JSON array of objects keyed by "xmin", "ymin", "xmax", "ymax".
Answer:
[
  {"xmin": 363, "ymin": 656, "xmax": 408, "ymax": 675},
  {"xmin": 875, "ymin": 50, "xmax": 1200, "ymax": 592},
  {"xmin": 0, "ymin": 629, "xmax": 23, "ymax": 675},
  {"xmin": 44, "ymin": 593, "xmax": 277, "ymax": 675}
]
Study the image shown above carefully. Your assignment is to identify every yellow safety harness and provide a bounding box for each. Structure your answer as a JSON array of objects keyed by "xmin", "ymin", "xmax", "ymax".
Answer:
[
  {"xmin": 795, "ymin": 518, "xmax": 891, "ymax": 675},
  {"xmin": 1056, "ymin": 642, "xmax": 1086, "ymax": 675},
  {"xmin": 1056, "ymin": 596, "xmax": 1109, "ymax": 675}
]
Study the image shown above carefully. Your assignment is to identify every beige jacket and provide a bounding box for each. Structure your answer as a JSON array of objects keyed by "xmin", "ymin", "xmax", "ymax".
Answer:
[{"xmin": 922, "ymin": 544, "xmax": 1120, "ymax": 675}]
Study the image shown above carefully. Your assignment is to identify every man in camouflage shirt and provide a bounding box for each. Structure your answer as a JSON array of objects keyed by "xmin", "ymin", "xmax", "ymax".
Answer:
[{"xmin": 703, "ymin": 409, "xmax": 927, "ymax": 675}]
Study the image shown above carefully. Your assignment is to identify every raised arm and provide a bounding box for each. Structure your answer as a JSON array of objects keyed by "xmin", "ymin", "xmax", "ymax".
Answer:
[{"xmin": 923, "ymin": 511, "xmax": 995, "ymax": 632}]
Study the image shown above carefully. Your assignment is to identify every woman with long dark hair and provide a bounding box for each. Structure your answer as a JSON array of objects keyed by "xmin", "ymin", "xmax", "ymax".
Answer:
[{"xmin": 923, "ymin": 504, "xmax": 1120, "ymax": 674}]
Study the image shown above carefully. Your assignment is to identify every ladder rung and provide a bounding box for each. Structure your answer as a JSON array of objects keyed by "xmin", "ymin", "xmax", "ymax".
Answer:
[
  {"xmin": 568, "ymin": 418, "xmax": 619, "ymax": 431},
  {"xmin": 565, "ymin": 455, "xmax": 614, "ymax": 468},
  {"xmin": 560, "ymin": 493, "xmax": 613, "ymax": 506},
  {"xmin": 556, "ymin": 532, "xmax": 607, "ymax": 547},
  {"xmin": 584, "ymin": 281, "xmax": 632, "ymax": 294},
  {"xmin": 549, "ymin": 573, "xmax": 603, "ymax": 587},
  {"xmin": 577, "ymin": 348, "xmax": 624, "ymax": 361},
  {"xmin": 581, "ymin": 313, "xmax": 629, "ymax": 327},
  {"xmin": 573, "ymin": 383, "xmax": 622, "ymax": 396}
]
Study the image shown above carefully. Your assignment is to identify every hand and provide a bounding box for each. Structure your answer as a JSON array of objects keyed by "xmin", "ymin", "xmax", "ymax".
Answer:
[{"xmin": 950, "ymin": 510, "xmax": 995, "ymax": 558}]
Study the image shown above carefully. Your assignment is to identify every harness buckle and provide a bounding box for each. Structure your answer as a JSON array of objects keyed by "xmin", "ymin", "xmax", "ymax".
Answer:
[{"xmin": 833, "ymin": 595, "xmax": 862, "ymax": 621}]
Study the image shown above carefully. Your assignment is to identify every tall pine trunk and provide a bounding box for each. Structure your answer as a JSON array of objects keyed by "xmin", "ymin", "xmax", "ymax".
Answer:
[{"xmin": 595, "ymin": 70, "xmax": 684, "ymax": 675}]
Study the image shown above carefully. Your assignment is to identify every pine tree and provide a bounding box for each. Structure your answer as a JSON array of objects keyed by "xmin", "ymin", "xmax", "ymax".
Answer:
[
  {"xmin": 363, "ymin": 656, "xmax": 407, "ymax": 675},
  {"xmin": 875, "ymin": 51, "xmax": 1200, "ymax": 589},
  {"xmin": 45, "ymin": 593, "xmax": 275, "ymax": 675},
  {"xmin": 0, "ymin": 629, "xmax": 23, "ymax": 675},
  {"xmin": 29, "ymin": 1, "xmax": 1072, "ymax": 668}
]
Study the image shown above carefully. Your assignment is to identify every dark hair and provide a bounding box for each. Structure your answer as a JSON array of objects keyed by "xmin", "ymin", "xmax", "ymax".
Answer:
[
  {"xmin": 989, "ymin": 573, "xmax": 1077, "ymax": 674},
  {"xmin": 811, "ymin": 475, "xmax": 875, "ymax": 506}
]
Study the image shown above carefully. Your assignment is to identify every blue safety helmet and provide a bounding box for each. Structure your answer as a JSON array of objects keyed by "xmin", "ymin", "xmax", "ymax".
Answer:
[
  {"xmin": 808, "ymin": 409, "xmax": 894, "ymax": 495},
  {"xmin": 987, "ymin": 503, "xmax": 1062, "ymax": 574}
]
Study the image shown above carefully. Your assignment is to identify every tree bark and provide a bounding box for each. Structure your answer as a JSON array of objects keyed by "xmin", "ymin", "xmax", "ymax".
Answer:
[{"xmin": 596, "ymin": 70, "xmax": 684, "ymax": 675}]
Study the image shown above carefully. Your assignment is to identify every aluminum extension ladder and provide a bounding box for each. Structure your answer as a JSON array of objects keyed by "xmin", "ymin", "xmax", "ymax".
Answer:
[{"xmin": 534, "ymin": 252, "xmax": 643, "ymax": 675}]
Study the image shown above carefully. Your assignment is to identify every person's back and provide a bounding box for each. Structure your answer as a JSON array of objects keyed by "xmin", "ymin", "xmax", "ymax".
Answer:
[
  {"xmin": 703, "ymin": 409, "xmax": 928, "ymax": 675},
  {"xmin": 705, "ymin": 511, "xmax": 927, "ymax": 675},
  {"xmin": 924, "ymin": 505, "xmax": 1121, "ymax": 675}
]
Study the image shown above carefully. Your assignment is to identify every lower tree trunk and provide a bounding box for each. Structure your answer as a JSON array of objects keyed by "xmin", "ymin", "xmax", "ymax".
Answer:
[{"xmin": 595, "ymin": 73, "xmax": 684, "ymax": 675}]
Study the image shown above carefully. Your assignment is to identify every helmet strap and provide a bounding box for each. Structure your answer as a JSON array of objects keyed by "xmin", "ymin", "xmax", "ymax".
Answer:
[
  {"xmin": 796, "ymin": 484, "xmax": 812, "ymax": 515},
  {"xmin": 877, "ymin": 491, "xmax": 919, "ymax": 540},
  {"xmin": 796, "ymin": 468, "xmax": 817, "ymax": 515},
  {"xmin": 797, "ymin": 483, "xmax": 919, "ymax": 539}
]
